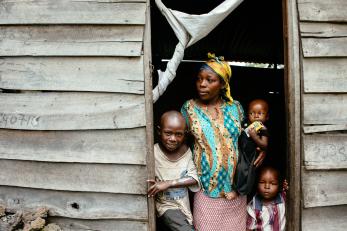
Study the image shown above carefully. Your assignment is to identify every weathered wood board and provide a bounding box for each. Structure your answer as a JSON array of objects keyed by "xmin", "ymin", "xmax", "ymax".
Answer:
[
  {"xmin": 0, "ymin": 93, "xmax": 146, "ymax": 130},
  {"xmin": 0, "ymin": 128, "xmax": 146, "ymax": 164},
  {"xmin": 302, "ymin": 206, "xmax": 347, "ymax": 231},
  {"xmin": 300, "ymin": 22, "xmax": 347, "ymax": 38},
  {"xmin": 298, "ymin": 0, "xmax": 347, "ymax": 22},
  {"xmin": 303, "ymin": 58, "xmax": 347, "ymax": 93},
  {"xmin": 0, "ymin": 186, "xmax": 147, "ymax": 220},
  {"xmin": 303, "ymin": 94, "xmax": 347, "ymax": 125},
  {"xmin": 302, "ymin": 37, "xmax": 347, "ymax": 57},
  {"xmin": 0, "ymin": 160, "xmax": 147, "ymax": 194},
  {"xmin": 302, "ymin": 170, "xmax": 347, "ymax": 207},
  {"xmin": 0, "ymin": 57, "xmax": 144, "ymax": 93},
  {"xmin": 49, "ymin": 217, "xmax": 148, "ymax": 231},
  {"xmin": 304, "ymin": 124, "xmax": 347, "ymax": 133},
  {"xmin": 0, "ymin": 26, "xmax": 143, "ymax": 56},
  {"xmin": 0, "ymin": 1, "xmax": 146, "ymax": 25},
  {"xmin": 303, "ymin": 134, "xmax": 347, "ymax": 169}
]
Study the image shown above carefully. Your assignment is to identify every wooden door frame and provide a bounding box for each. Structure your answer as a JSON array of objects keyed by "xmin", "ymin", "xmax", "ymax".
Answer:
[
  {"xmin": 283, "ymin": 0, "xmax": 302, "ymax": 230},
  {"xmin": 144, "ymin": 0, "xmax": 156, "ymax": 230},
  {"xmin": 145, "ymin": 0, "xmax": 303, "ymax": 230}
]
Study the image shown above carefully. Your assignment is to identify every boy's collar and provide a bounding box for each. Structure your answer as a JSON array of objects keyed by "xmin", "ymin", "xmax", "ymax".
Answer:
[{"xmin": 255, "ymin": 193, "xmax": 283, "ymax": 211}]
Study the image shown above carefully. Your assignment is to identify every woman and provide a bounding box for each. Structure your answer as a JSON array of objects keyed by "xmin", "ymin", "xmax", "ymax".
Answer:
[{"xmin": 181, "ymin": 53, "xmax": 265, "ymax": 230}]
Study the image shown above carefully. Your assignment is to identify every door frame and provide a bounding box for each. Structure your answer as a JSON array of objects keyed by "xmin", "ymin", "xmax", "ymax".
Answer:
[{"xmin": 283, "ymin": 0, "xmax": 302, "ymax": 230}]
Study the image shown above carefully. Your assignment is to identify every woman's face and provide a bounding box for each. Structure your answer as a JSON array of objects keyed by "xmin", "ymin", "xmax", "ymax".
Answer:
[{"xmin": 196, "ymin": 68, "xmax": 224, "ymax": 103}]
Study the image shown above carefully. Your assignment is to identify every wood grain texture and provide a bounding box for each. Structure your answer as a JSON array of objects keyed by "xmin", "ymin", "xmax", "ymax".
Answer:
[
  {"xmin": 302, "ymin": 170, "xmax": 347, "ymax": 207},
  {"xmin": 284, "ymin": 0, "xmax": 302, "ymax": 229},
  {"xmin": 0, "ymin": 160, "xmax": 147, "ymax": 194},
  {"xmin": 300, "ymin": 22, "xmax": 347, "ymax": 37},
  {"xmin": 0, "ymin": 1, "xmax": 146, "ymax": 25},
  {"xmin": 304, "ymin": 124, "xmax": 347, "ymax": 133},
  {"xmin": 302, "ymin": 206, "xmax": 347, "ymax": 231},
  {"xmin": 302, "ymin": 37, "xmax": 347, "ymax": 57},
  {"xmin": 0, "ymin": 26, "xmax": 143, "ymax": 56},
  {"xmin": 0, "ymin": 186, "xmax": 147, "ymax": 220},
  {"xmin": 304, "ymin": 134, "xmax": 347, "ymax": 169},
  {"xmin": 303, "ymin": 94, "xmax": 347, "ymax": 125},
  {"xmin": 0, "ymin": 92, "xmax": 145, "ymax": 130},
  {"xmin": 303, "ymin": 58, "xmax": 347, "ymax": 93},
  {"xmin": 0, "ymin": 128, "xmax": 146, "ymax": 164},
  {"xmin": 298, "ymin": 0, "xmax": 347, "ymax": 22},
  {"xmin": 0, "ymin": 57, "xmax": 144, "ymax": 93},
  {"xmin": 49, "ymin": 217, "xmax": 147, "ymax": 231},
  {"xmin": 143, "ymin": 1, "xmax": 155, "ymax": 230}
]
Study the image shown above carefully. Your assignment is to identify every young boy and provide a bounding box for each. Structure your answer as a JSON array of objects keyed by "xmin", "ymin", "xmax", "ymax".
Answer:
[
  {"xmin": 246, "ymin": 166, "xmax": 288, "ymax": 231},
  {"xmin": 227, "ymin": 99, "xmax": 270, "ymax": 199},
  {"xmin": 147, "ymin": 111, "xmax": 199, "ymax": 231}
]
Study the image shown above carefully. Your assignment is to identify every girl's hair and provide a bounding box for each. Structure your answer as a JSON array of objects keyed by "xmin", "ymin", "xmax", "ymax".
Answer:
[{"xmin": 257, "ymin": 165, "xmax": 284, "ymax": 190}]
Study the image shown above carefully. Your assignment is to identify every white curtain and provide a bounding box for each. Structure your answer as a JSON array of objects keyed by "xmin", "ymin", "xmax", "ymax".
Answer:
[{"xmin": 152, "ymin": 0, "xmax": 244, "ymax": 102}]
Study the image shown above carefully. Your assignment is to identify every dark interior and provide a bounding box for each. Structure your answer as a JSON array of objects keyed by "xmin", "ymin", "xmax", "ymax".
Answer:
[{"xmin": 151, "ymin": 0, "xmax": 286, "ymax": 227}]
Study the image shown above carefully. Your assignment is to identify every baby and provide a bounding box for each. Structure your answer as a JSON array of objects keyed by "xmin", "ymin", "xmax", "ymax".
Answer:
[
  {"xmin": 227, "ymin": 99, "xmax": 269, "ymax": 199},
  {"xmin": 246, "ymin": 166, "xmax": 288, "ymax": 231},
  {"xmin": 147, "ymin": 110, "xmax": 199, "ymax": 231}
]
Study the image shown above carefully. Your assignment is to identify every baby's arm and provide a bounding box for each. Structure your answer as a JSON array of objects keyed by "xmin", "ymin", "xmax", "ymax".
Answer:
[
  {"xmin": 248, "ymin": 127, "xmax": 268, "ymax": 150},
  {"xmin": 147, "ymin": 177, "xmax": 198, "ymax": 197}
]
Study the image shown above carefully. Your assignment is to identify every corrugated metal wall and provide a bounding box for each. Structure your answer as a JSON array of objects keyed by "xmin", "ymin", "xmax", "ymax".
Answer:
[
  {"xmin": 0, "ymin": 1, "xmax": 150, "ymax": 230},
  {"xmin": 298, "ymin": 0, "xmax": 347, "ymax": 230}
]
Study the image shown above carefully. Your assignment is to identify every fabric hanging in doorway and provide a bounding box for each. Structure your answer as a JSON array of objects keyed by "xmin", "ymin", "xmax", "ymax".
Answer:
[{"xmin": 152, "ymin": 0, "xmax": 244, "ymax": 102}]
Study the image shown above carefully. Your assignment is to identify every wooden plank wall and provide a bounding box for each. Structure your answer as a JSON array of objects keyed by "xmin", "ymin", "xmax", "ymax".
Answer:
[
  {"xmin": 298, "ymin": 0, "xmax": 347, "ymax": 230},
  {"xmin": 0, "ymin": 1, "xmax": 150, "ymax": 230}
]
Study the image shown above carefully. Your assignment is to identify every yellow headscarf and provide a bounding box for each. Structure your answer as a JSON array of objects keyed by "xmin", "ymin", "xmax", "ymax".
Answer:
[{"xmin": 205, "ymin": 53, "xmax": 233, "ymax": 104}]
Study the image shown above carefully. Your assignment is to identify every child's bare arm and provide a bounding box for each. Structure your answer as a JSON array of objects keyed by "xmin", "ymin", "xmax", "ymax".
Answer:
[
  {"xmin": 248, "ymin": 128, "xmax": 268, "ymax": 150},
  {"xmin": 147, "ymin": 177, "xmax": 198, "ymax": 197}
]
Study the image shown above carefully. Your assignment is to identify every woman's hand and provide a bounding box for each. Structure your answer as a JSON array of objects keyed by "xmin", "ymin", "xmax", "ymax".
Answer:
[
  {"xmin": 147, "ymin": 179, "xmax": 171, "ymax": 197},
  {"xmin": 253, "ymin": 147, "xmax": 266, "ymax": 168}
]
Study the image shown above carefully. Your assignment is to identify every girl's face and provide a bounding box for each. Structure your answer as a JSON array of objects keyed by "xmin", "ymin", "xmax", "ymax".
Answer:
[
  {"xmin": 257, "ymin": 169, "xmax": 279, "ymax": 203},
  {"xmin": 196, "ymin": 68, "xmax": 224, "ymax": 103}
]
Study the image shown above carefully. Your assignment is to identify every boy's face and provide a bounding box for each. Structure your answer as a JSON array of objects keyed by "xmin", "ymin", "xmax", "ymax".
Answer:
[
  {"xmin": 248, "ymin": 100, "xmax": 269, "ymax": 124},
  {"xmin": 258, "ymin": 168, "xmax": 279, "ymax": 202},
  {"xmin": 158, "ymin": 116, "xmax": 186, "ymax": 153}
]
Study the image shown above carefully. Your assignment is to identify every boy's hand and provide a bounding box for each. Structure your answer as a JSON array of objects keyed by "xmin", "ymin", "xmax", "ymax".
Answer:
[
  {"xmin": 282, "ymin": 179, "xmax": 289, "ymax": 191},
  {"xmin": 248, "ymin": 127, "xmax": 257, "ymax": 138},
  {"xmin": 147, "ymin": 179, "xmax": 171, "ymax": 197}
]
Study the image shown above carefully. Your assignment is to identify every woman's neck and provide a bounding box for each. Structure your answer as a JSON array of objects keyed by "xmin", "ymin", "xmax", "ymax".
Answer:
[{"xmin": 198, "ymin": 96, "xmax": 222, "ymax": 107}]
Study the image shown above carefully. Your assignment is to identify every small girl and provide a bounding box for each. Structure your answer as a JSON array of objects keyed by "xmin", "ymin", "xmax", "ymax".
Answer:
[{"xmin": 246, "ymin": 166, "xmax": 288, "ymax": 231}]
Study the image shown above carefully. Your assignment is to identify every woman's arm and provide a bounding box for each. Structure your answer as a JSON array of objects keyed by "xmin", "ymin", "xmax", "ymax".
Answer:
[
  {"xmin": 147, "ymin": 177, "xmax": 198, "ymax": 197},
  {"xmin": 253, "ymin": 149, "xmax": 266, "ymax": 168}
]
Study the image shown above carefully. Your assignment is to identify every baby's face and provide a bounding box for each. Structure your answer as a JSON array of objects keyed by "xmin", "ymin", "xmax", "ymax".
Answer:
[
  {"xmin": 248, "ymin": 101, "xmax": 269, "ymax": 124},
  {"xmin": 257, "ymin": 169, "xmax": 279, "ymax": 202}
]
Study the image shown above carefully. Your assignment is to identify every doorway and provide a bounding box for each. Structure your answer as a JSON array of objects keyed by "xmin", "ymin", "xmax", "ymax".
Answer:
[{"xmin": 150, "ymin": 0, "xmax": 290, "ymax": 229}]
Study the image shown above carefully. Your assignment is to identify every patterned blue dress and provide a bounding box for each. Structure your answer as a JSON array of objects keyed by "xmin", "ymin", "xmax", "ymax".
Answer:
[{"xmin": 181, "ymin": 99, "xmax": 244, "ymax": 198}]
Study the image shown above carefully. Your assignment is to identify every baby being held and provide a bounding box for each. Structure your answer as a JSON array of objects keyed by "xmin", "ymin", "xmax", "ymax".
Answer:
[{"xmin": 227, "ymin": 99, "xmax": 270, "ymax": 199}]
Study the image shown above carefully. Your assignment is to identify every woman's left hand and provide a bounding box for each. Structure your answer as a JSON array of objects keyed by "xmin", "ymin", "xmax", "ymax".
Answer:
[{"xmin": 254, "ymin": 148, "xmax": 266, "ymax": 168}]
